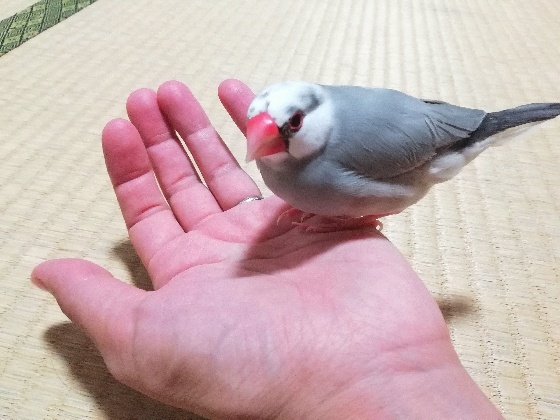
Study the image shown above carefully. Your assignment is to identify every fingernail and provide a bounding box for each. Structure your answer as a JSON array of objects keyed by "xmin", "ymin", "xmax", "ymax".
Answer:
[{"xmin": 31, "ymin": 275, "xmax": 50, "ymax": 293}]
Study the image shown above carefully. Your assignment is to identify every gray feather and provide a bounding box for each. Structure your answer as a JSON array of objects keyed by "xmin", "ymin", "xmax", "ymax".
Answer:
[
  {"xmin": 449, "ymin": 102, "xmax": 560, "ymax": 151},
  {"xmin": 322, "ymin": 85, "xmax": 486, "ymax": 179},
  {"xmin": 251, "ymin": 81, "xmax": 560, "ymax": 218}
]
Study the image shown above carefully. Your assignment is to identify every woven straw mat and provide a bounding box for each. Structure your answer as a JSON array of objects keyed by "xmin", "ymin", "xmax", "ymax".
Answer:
[{"xmin": 0, "ymin": 0, "xmax": 559, "ymax": 418}]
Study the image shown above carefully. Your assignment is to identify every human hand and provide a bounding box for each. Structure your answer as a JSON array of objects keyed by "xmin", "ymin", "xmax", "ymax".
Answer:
[{"xmin": 32, "ymin": 80, "xmax": 501, "ymax": 419}]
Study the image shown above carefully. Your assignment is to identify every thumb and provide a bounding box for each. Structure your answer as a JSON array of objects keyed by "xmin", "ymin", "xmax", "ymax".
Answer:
[{"xmin": 32, "ymin": 258, "xmax": 146, "ymax": 380}]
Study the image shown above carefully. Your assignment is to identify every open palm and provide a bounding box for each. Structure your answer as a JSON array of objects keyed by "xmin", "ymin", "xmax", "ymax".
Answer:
[{"xmin": 33, "ymin": 80, "xmax": 499, "ymax": 419}]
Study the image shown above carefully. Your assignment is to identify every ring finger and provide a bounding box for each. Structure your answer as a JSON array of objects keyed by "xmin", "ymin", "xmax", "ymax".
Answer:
[
  {"xmin": 156, "ymin": 81, "xmax": 262, "ymax": 211},
  {"xmin": 126, "ymin": 86, "xmax": 230, "ymax": 231}
]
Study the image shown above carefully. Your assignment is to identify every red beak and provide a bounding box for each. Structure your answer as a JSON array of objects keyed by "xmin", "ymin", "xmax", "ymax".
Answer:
[{"xmin": 245, "ymin": 112, "xmax": 286, "ymax": 161}]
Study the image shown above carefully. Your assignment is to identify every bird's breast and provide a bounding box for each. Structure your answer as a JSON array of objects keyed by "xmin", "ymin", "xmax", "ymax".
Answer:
[{"xmin": 256, "ymin": 157, "xmax": 425, "ymax": 217}]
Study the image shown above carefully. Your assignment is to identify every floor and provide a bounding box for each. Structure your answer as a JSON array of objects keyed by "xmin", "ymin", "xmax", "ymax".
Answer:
[{"xmin": 0, "ymin": 0, "xmax": 559, "ymax": 418}]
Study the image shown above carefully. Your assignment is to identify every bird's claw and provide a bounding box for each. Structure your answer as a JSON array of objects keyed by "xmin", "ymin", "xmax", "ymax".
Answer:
[
  {"xmin": 277, "ymin": 207, "xmax": 384, "ymax": 233},
  {"xmin": 277, "ymin": 208, "xmax": 313, "ymax": 225},
  {"xmin": 293, "ymin": 215, "xmax": 383, "ymax": 233}
]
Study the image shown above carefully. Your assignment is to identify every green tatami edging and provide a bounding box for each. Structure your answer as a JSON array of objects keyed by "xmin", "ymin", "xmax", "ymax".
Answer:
[{"xmin": 0, "ymin": 0, "xmax": 98, "ymax": 57}]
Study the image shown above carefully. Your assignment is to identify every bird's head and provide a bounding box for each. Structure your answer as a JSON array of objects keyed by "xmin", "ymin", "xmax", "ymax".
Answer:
[{"xmin": 245, "ymin": 82, "xmax": 333, "ymax": 162}]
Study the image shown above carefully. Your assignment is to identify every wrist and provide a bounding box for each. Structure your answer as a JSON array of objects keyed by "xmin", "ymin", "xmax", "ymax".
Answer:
[
  {"xmin": 376, "ymin": 361, "xmax": 503, "ymax": 419},
  {"xmin": 282, "ymin": 339, "xmax": 502, "ymax": 419}
]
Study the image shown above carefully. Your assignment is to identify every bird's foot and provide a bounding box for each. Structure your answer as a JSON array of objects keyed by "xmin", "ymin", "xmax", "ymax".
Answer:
[
  {"xmin": 293, "ymin": 215, "xmax": 383, "ymax": 233},
  {"xmin": 277, "ymin": 208, "xmax": 314, "ymax": 225}
]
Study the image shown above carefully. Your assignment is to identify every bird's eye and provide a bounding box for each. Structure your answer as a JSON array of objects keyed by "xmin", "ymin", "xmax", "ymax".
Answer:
[{"xmin": 288, "ymin": 111, "xmax": 304, "ymax": 131}]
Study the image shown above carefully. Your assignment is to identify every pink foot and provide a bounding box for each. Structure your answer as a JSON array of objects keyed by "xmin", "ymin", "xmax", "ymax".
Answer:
[
  {"xmin": 277, "ymin": 208, "xmax": 314, "ymax": 225},
  {"xmin": 293, "ymin": 215, "xmax": 383, "ymax": 233}
]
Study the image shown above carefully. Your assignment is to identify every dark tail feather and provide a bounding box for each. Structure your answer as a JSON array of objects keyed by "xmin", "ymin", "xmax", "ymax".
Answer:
[{"xmin": 470, "ymin": 102, "xmax": 560, "ymax": 142}]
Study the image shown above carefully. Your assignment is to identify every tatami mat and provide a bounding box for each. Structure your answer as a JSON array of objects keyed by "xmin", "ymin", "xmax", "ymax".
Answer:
[
  {"xmin": 0, "ymin": 0, "xmax": 559, "ymax": 418},
  {"xmin": 0, "ymin": 0, "xmax": 37, "ymax": 20},
  {"xmin": 0, "ymin": 0, "xmax": 99, "ymax": 57}
]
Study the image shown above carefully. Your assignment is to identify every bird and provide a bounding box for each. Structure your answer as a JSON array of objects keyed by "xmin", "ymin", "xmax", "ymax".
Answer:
[{"xmin": 245, "ymin": 81, "xmax": 560, "ymax": 232}]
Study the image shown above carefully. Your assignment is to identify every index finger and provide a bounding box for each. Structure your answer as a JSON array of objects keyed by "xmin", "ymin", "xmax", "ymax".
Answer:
[
  {"xmin": 218, "ymin": 79, "xmax": 255, "ymax": 136},
  {"xmin": 157, "ymin": 81, "xmax": 261, "ymax": 211}
]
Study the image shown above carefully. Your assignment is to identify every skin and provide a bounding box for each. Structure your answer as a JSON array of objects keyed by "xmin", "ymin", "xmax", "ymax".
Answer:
[{"xmin": 32, "ymin": 80, "xmax": 503, "ymax": 419}]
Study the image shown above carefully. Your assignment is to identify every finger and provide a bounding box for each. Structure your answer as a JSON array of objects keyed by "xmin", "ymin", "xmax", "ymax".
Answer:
[
  {"xmin": 126, "ymin": 88, "xmax": 222, "ymax": 231},
  {"xmin": 157, "ymin": 81, "xmax": 261, "ymax": 211},
  {"xmin": 102, "ymin": 118, "xmax": 184, "ymax": 273},
  {"xmin": 218, "ymin": 78, "xmax": 255, "ymax": 136},
  {"xmin": 32, "ymin": 259, "xmax": 145, "ymax": 384}
]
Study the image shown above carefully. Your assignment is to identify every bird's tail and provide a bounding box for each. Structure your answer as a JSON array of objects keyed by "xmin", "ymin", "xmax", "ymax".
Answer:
[
  {"xmin": 434, "ymin": 102, "xmax": 560, "ymax": 178},
  {"xmin": 469, "ymin": 102, "xmax": 560, "ymax": 145}
]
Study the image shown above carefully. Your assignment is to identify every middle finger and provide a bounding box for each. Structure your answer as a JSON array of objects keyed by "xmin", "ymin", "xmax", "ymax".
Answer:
[
  {"xmin": 156, "ymin": 81, "xmax": 262, "ymax": 211},
  {"xmin": 126, "ymin": 88, "xmax": 223, "ymax": 231}
]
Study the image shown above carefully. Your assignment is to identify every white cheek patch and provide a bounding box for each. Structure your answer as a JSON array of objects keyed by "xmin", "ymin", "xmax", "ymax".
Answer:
[
  {"xmin": 289, "ymin": 99, "xmax": 334, "ymax": 159},
  {"xmin": 249, "ymin": 82, "xmax": 334, "ymax": 160}
]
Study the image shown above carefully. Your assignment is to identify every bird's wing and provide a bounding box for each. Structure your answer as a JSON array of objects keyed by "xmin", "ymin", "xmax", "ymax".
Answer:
[{"xmin": 323, "ymin": 86, "xmax": 487, "ymax": 179}]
